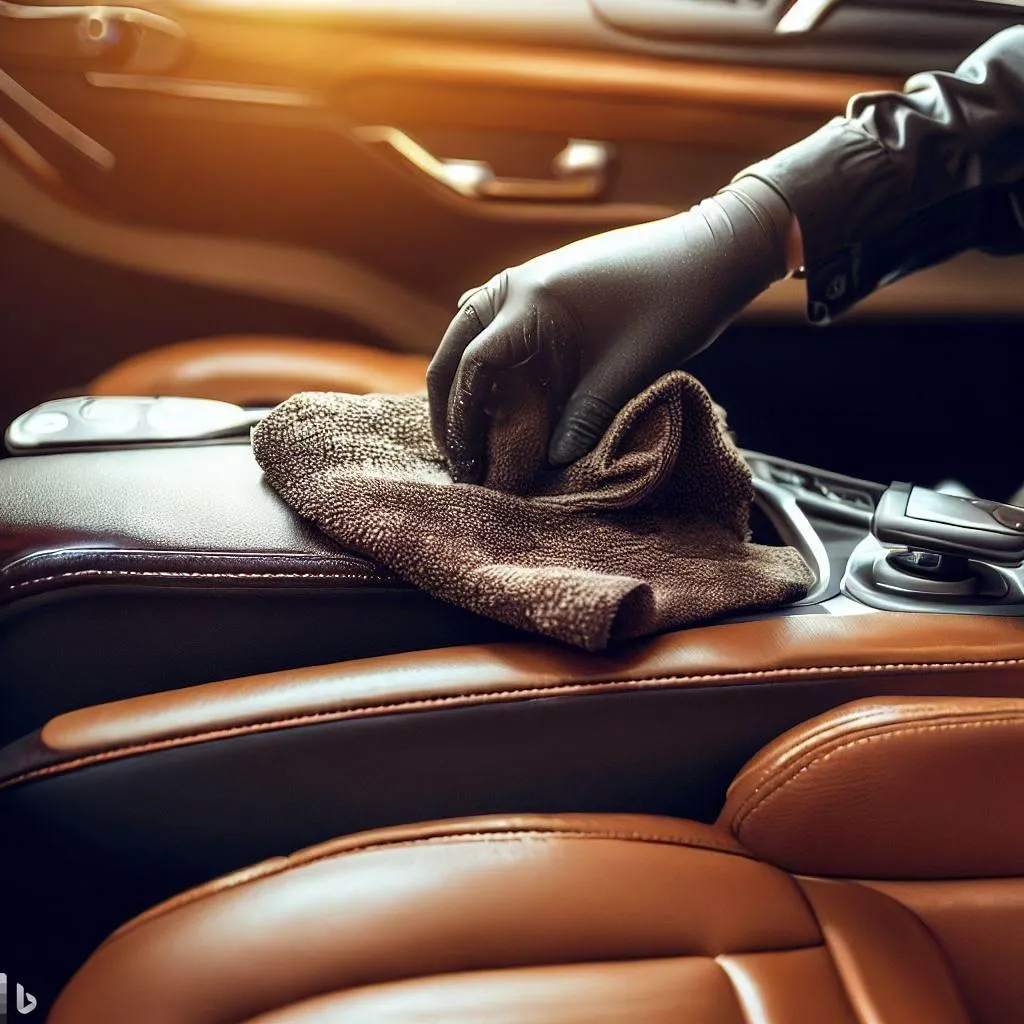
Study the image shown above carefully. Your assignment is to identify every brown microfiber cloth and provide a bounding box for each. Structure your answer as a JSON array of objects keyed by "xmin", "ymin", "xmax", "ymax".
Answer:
[{"xmin": 251, "ymin": 371, "xmax": 812, "ymax": 651}]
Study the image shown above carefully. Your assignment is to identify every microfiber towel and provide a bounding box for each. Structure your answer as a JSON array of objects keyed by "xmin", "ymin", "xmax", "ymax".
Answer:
[{"xmin": 251, "ymin": 371, "xmax": 812, "ymax": 651}]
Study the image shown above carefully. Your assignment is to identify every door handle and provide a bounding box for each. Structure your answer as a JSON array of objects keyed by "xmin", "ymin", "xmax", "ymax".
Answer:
[
  {"xmin": 356, "ymin": 126, "xmax": 615, "ymax": 202},
  {"xmin": 777, "ymin": 0, "xmax": 1024, "ymax": 33},
  {"xmin": 0, "ymin": 1, "xmax": 186, "ymax": 75}
]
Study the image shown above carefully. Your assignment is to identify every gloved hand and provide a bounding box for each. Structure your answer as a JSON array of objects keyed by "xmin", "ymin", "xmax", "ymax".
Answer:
[{"xmin": 427, "ymin": 176, "xmax": 795, "ymax": 484}]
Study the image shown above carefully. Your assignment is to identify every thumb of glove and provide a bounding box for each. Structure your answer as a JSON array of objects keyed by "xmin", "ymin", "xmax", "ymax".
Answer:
[{"xmin": 548, "ymin": 390, "xmax": 621, "ymax": 466}]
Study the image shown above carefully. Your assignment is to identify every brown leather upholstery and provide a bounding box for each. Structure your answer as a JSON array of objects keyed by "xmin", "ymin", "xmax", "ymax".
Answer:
[
  {"xmin": 7, "ymin": 610, "xmax": 1024, "ymax": 791},
  {"xmin": 15, "ymin": 609, "xmax": 1024, "ymax": 1024},
  {"xmin": 49, "ymin": 697, "xmax": 1024, "ymax": 1023},
  {"xmin": 868, "ymin": 879, "xmax": 1024, "ymax": 1024},
  {"xmin": 88, "ymin": 336, "xmax": 429, "ymax": 405},
  {"xmin": 795, "ymin": 878, "xmax": 968, "ymax": 1024},
  {"xmin": 46, "ymin": 814, "xmax": 963, "ymax": 1024},
  {"xmin": 720, "ymin": 697, "xmax": 1024, "ymax": 878}
]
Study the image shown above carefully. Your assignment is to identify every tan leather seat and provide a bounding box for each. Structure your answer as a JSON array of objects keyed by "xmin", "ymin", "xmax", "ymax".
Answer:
[
  {"xmin": 49, "ymin": 696, "xmax": 1024, "ymax": 1023},
  {"xmin": 88, "ymin": 336, "xmax": 429, "ymax": 405}
]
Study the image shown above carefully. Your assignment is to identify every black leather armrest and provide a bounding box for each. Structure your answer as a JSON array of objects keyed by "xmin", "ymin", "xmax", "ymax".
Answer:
[
  {"xmin": 0, "ymin": 444, "xmax": 516, "ymax": 743},
  {"xmin": 0, "ymin": 441, "xmax": 858, "ymax": 743},
  {"xmin": 1, "ymin": 443, "xmax": 383, "ymax": 598}
]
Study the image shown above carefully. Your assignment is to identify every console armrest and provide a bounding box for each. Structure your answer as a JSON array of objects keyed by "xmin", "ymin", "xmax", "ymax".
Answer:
[
  {"xmin": 0, "ymin": 444, "xmax": 515, "ymax": 743},
  {"xmin": 0, "ymin": 438, "xmax": 856, "ymax": 742}
]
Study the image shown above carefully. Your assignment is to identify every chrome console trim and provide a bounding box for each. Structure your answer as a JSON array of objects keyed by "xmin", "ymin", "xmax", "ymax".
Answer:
[
  {"xmin": 752, "ymin": 476, "xmax": 832, "ymax": 605},
  {"xmin": 843, "ymin": 532, "xmax": 1024, "ymax": 616}
]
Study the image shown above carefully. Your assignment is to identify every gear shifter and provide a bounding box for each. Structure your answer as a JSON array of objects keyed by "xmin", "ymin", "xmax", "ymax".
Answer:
[
  {"xmin": 873, "ymin": 482, "xmax": 1024, "ymax": 566},
  {"xmin": 843, "ymin": 482, "xmax": 1024, "ymax": 614}
]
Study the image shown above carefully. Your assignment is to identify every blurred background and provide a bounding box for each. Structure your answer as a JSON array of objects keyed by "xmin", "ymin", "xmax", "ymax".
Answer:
[{"xmin": 1, "ymin": 0, "xmax": 1021, "ymax": 493}]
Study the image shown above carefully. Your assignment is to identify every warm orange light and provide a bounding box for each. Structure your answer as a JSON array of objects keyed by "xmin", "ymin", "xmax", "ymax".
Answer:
[{"xmin": 180, "ymin": 0, "xmax": 397, "ymax": 8}]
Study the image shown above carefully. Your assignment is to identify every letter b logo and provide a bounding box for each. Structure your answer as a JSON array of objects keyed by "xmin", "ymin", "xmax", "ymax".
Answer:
[{"xmin": 16, "ymin": 983, "xmax": 36, "ymax": 1015}]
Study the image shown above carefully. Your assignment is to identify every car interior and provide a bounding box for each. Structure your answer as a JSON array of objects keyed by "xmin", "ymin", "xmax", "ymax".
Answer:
[{"xmin": 2, "ymin": 0, "xmax": 1024, "ymax": 1020}]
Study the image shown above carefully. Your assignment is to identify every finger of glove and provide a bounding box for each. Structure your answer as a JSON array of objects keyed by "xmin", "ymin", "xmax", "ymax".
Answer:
[
  {"xmin": 427, "ymin": 304, "xmax": 486, "ymax": 457},
  {"xmin": 445, "ymin": 324, "xmax": 527, "ymax": 484},
  {"xmin": 427, "ymin": 275, "xmax": 508, "ymax": 454},
  {"xmin": 548, "ymin": 390, "xmax": 622, "ymax": 466},
  {"xmin": 548, "ymin": 354, "xmax": 650, "ymax": 466},
  {"xmin": 459, "ymin": 272, "xmax": 508, "ymax": 319}
]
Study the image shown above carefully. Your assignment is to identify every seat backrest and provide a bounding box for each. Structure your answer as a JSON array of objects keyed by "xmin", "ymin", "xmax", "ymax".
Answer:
[
  {"xmin": 720, "ymin": 696, "xmax": 1024, "ymax": 1024},
  {"xmin": 89, "ymin": 336, "xmax": 429, "ymax": 406}
]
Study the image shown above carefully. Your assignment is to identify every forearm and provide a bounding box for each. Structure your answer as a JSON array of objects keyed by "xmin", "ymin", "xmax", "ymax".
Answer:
[{"xmin": 741, "ymin": 27, "xmax": 1024, "ymax": 321}]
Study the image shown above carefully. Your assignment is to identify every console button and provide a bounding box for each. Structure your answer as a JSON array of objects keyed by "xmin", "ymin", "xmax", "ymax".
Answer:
[
  {"xmin": 813, "ymin": 480, "xmax": 874, "ymax": 508},
  {"xmin": 80, "ymin": 398, "xmax": 139, "ymax": 434},
  {"xmin": 769, "ymin": 466, "xmax": 807, "ymax": 488},
  {"xmin": 145, "ymin": 397, "xmax": 246, "ymax": 436},
  {"xmin": 22, "ymin": 411, "xmax": 69, "ymax": 436}
]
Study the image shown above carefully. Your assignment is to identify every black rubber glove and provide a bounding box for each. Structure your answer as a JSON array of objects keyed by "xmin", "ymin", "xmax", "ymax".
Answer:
[{"xmin": 427, "ymin": 176, "xmax": 792, "ymax": 484}]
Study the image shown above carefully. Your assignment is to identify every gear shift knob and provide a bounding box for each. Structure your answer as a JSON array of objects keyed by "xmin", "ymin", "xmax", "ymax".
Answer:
[{"xmin": 873, "ymin": 482, "xmax": 1024, "ymax": 566}]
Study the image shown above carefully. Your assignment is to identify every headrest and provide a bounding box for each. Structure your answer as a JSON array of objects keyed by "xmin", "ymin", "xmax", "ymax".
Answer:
[{"xmin": 719, "ymin": 697, "xmax": 1024, "ymax": 879}]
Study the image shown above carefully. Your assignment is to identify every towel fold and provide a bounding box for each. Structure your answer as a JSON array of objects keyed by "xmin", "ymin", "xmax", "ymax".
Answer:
[{"xmin": 252, "ymin": 371, "xmax": 812, "ymax": 651}]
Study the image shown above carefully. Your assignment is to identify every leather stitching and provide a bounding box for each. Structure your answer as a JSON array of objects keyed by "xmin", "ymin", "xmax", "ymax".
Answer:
[
  {"xmin": 4, "ymin": 658, "xmax": 1023, "ymax": 792},
  {"xmin": 106, "ymin": 826, "xmax": 751, "ymax": 945},
  {"xmin": 732, "ymin": 716, "xmax": 1024, "ymax": 837},
  {"xmin": 4, "ymin": 568, "xmax": 381, "ymax": 592},
  {"xmin": 725, "ymin": 705, "xmax": 901, "ymax": 800}
]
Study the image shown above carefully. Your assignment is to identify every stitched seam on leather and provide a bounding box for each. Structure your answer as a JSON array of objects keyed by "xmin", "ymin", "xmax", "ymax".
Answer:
[
  {"xmin": 728, "ymin": 710, "xmax": 1022, "ymax": 826},
  {"xmin": 5, "ymin": 568, "xmax": 381, "ymax": 592},
  {"xmin": 733, "ymin": 717, "xmax": 1024, "ymax": 838},
  {"xmin": 726, "ymin": 704, "xmax": 975, "ymax": 814},
  {"xmin": 107, "ymin": 827, "xmax": 750, "ymax": 945},
  {"xmin": 5, "ymin": 659, "xmax": 1024, "ymax": 791},
  {"xmin": 726, "ymin": 706, "xmax": 901, "ymax": 800}
]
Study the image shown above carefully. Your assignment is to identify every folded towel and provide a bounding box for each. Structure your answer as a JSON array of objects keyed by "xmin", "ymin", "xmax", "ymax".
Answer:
[{"xmin": 252, "ymin": 371, "xmax": 812, "ymax": 651}]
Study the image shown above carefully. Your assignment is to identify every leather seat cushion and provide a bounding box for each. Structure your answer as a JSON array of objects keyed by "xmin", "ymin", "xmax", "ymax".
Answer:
[
  {"xmin": 88, "ymin": 336, "xmax": 429, "ymax": 406},
  {"xmin": 49, "ymin": 814, "xmax": 967, "ymax": 1024},
  {"xmin": 58, "ymin": 696, "xmax": 1024, "ymax": 1022}
]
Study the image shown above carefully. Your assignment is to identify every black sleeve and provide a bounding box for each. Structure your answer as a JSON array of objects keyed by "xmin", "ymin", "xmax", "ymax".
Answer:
[{"xmin": 735, "ymin": 26, "xmax": 1024, "ymax": 323}]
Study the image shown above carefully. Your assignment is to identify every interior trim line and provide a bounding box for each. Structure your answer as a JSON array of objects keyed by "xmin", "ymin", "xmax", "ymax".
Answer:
[
  {"xmin": 6, "ymin": 651, "xmax": 1024, "ymax": 792},
  {"xmin": 0, "ymin": 157, "xmax": 450, "ymax": 352},
  {"xmin": 85, "ymin": 72, "xmax": 318, "ymax": 107},
  {"xmin": 752, "ymin": 478, "xmax": 831, "ymax": 605},
  {"xmin": 0, "ymin": 67, "xmax": 115, "ymax": 169},
  {"xmin": 775, "ymin": 0, "xmax": 837, "ymax": 34},
  {"xmin": 186, "ymin": 28, "xmax": 898, "ymax": 115},
  {"xmin": 0, "ymin": 113, "xmax": 58, "ymax": 181}
]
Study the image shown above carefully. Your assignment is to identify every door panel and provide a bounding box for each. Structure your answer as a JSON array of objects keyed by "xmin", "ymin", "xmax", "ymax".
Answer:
[
  {"xmin": 1, "ymin": 0, "xmax": 1022, "ymax": 456},
  {"xmin": 4, "ymin": 28, "xmax": 884, "ymax": 291}
]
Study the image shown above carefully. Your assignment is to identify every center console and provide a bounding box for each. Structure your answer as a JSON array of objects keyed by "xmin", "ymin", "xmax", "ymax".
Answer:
[
  {"xmin": 0, "ymin": 396, "xmax": 880, "ymax": 742},
  {"xmin": 6, "ymin": 395, "xmax": 1024, "ymax": 1015},
  {"xmin": 2, "ymin": 394, "xmax": 1021, "ymax": 744}
]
